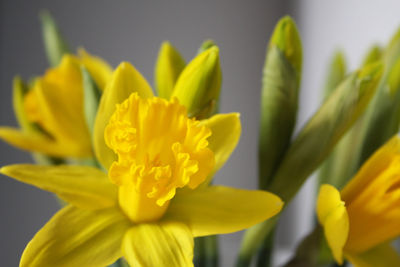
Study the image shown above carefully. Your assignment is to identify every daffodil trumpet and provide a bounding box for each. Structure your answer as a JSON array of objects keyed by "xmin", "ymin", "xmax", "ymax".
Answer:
[
  {"xmin": 317, "ymin": 136, "xmax": 400, "ymax": 266},
  {"xmin": 1, "ymin": 60, "xmax": 284, "ymax": 267}
]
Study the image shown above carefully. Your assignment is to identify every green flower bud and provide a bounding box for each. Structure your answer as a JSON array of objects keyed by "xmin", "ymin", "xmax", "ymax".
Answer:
[
  {"xmin": 258, "ymin": 16, "xmax": 302, "ymax": 189},
  {"xmin": 356, "ymin": 29, "xmax": 400, "ymax": 166},
  {"xmin": 270, "ymin": 16, "xmax": 302, "ymax": 76},
  {"xmin": 269, "ymin": 63, "xmax": 382, "ymax": 203},
  {"xmin": 323, "ymin": 51, "xmax": 347, "ymax": 100},
  {"xmin": 362, "ymin": 45, "xmax": 382, "ymax": 66}
]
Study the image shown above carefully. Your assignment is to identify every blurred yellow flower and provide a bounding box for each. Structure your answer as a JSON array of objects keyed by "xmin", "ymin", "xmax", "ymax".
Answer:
[
  {"xmin": 0, "ymin": 49, "xmax": 112, "ymax": 158},
  {"xmin": 317, "ymin": 136, "xmax": 400, "ymax": 267},
  {"xmin": 1, "ymin": 60, "xmax": 283, "ymax": 266}
]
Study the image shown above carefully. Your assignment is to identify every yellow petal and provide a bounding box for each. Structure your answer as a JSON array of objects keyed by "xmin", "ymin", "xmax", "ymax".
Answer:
[
  {"xmin": 94, "ymin": 62, "xmax": 153, "ymax": 169},
  {"xmin": 122, "ymin": 222, "xmax": 194, "ymax": 267},
  {"xmin": 200, "ymin": 113, "xmax": 241, "ymax": 186},
  {"xmin": 341, "ymin": 136, "xmax": 400, "ymax": 203},
  {"xmin": 164, "ymin": 186, "xmax": 283, "ymax": 237},
  {"xmin": 0, "ymin": 164, "xmax": 117, "ymax": 209},
  {"xmin": 155, "ymin": 41, "xmax": 186, "ymax": 99},
  {"xmin": 36, "ymin": 55, "xmax": 92, "ymax": 149},
  {"xmin": 0, "ymin": 127, "xmax": 91, "ymax": 158},
  {"xmin": 346, "ymin": 243, "xmax": 400, "ymax": 267},
  {"xmin": 317, "ymin": 184, "xmax": 349, "ymax": 265},
  {"xmin": 20, "ymin": 205, "xmax": 130, "ymax": 267},
  {"xmin": 78, "ymin": 48, "xmax": 113, "ymax": 90}
]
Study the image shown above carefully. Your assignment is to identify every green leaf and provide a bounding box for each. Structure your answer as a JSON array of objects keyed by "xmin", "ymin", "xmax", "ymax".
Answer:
[
  {"xmin": 40, "ymin": 10, "xmax": 70, "ymax": 67},
  {"xmin": 194, "ymin": 236, "xmax": 219, "ymax": 267},
  {"xmin": 268, "ymin": 62, "xmax": 383, "ymax": 203},
  {"xmin": 258, "ymin": 16, "xmax": 302, "ymax": 189},
  {"xmin": 81, "ymin": 66, "xmax": 101, "ymax": 137},
  {"xmin": 12, "ymin": 76, "xmax": 34, "ymax": 132}
]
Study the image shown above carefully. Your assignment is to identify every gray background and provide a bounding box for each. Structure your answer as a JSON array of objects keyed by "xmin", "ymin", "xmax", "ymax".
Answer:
[{"xmin": 1, "ymin": 1, "xmax": 400, "ymax": 266}]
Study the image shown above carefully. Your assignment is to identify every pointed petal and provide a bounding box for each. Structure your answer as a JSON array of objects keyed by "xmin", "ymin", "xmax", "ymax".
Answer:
[
  {"xmin": 317, "ymin": 184, "xmax": 349, "ymax": 265},
  {"xmin": 122, "ymin": 222, "xmax": 194, "ymax": 267},
  {"xmin": 341, "ymin": 136, "xmax": 400, "ymax": 203},
  {"xmin": 0, "ymin": 127, "xmax": 91, "ymax": 158},
  {"xmin": 154, "ymin": 41, "xmax": 186, "ymax": 99},
  {"xmin": 78, "ymin": 48, "xmax": 113, "ymax": 90},
  {"xmin": 346, "ymin": 243, "xmax": 400, "ymax": 267},
  {"xmin": 1, "ymin": 164, "xmax": 117, "ymax": 209},
  {"xmin": 94, "ymin": 62, "xmax": 153, "ymax": 169},
  {"xmin": 20, "ymin": 205, "xmax": 130, "ymax": 267},
  {"xmin": 36, "ymin": 55, "xmax": 92, "ymax": 148},
  {"xmin": 164, "ymin": 186, "xmax": 283, "ymax": 237},
  {"xmin": 200, "ymin": 113, "xmax": 241, "ymax": 185}
]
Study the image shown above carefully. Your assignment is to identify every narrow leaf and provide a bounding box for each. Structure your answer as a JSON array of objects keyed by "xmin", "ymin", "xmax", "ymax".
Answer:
[
  {"xmin": 40, "ymin": 10, "xmax": 70, "ymax": 67},
  {"xmin": 81, "ymin": 66, "xmax": 101, "ymax": 136}
]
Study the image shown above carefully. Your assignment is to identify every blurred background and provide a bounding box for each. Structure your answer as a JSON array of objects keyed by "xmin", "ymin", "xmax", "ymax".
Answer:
[{"xmin": 1, "ymin": 0, "xmax": 400, "ymax": 266}]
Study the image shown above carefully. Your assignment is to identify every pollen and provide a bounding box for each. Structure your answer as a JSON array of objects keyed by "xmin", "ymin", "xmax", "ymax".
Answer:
[{"xmin": 105, "ymin": 93, "xmax": 215, "ymax": 222}]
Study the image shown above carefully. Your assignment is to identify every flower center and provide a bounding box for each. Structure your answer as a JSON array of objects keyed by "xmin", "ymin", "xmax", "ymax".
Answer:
[{"xmin": 105, "ymin": 93, "xmax": 215, "ymax": 223}]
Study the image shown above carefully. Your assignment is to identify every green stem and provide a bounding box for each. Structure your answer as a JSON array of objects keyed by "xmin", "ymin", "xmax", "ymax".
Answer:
[
  {"xmin": 256, "ymin": 228, "xmax": 276, "ymax": 267},
  {"xmin": 108, "ymin": 258, "xmax": 129, "ymax": 267},
  {"xmin": 236, "ymin": 217, "xmax": 278, "ymax": 267},
  {"xmin": 194, "ymin": 237, "xmax": 205, "ymax": 267},
  {"xmin": 194, "ymin": 236, "xmax": 219, "ymax": 267}
]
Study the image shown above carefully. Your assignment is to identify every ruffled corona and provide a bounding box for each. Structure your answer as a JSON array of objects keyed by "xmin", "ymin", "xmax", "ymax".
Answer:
[{"xmin": 105, "ymin": 93, "xmax": 215, "ymax": 222}]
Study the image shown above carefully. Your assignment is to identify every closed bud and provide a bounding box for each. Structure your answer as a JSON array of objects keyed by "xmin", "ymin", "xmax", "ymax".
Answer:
[
  {"xmin": 154, "ymin": 42, "xmax": 186, "ymax": 99},
  {"xmin": 269, "ymin": 63, "xmax": 382, "ymax": 203},
  {"xmin": 258, "ymin": 16, "xmax": 302, "ymax": 189},
  {"xmin": 172, "ymin": 46, "xmax": 221, "ymax": 119}
]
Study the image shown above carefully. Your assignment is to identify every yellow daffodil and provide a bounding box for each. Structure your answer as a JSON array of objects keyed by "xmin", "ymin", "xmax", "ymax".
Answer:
[
  {"xmin": 1, "ymin": 58, "xmax": 283, "ymax": 266},
  {"xmin": 0, "ymin": 49, "xmax": 112, "ymax": 158},
  {"xmin": 317, "ymin": 136, "xmax": 400, "ymax": 267}
]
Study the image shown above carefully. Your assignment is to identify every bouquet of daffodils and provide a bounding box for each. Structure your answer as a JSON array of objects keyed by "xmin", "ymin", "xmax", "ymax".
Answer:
[{"xmin": 1, "ymin": 11, "xmax": 400, "ymax": 267}]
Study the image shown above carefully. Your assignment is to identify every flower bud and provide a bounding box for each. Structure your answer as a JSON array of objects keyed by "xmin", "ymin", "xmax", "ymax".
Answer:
[
  {"xmin": 154, "ymin": 42, "xmax": 185, "ymax": 99},
  {"xmin": 172, "ymin": 46, "xmax": 221, "ymax": 119}
]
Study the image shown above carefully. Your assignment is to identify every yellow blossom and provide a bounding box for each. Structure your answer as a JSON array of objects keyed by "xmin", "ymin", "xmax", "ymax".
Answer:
[
  {"xmin": 0, "ymin": 50, "xmax": 112, "ymax": 158},
  {"xmin": 317, "ymin": 136, "xmax": 400, "ymax": 266},
  {"xmin": 1, "ymin": 60, "xmax": 283, "ymax": 266}
]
